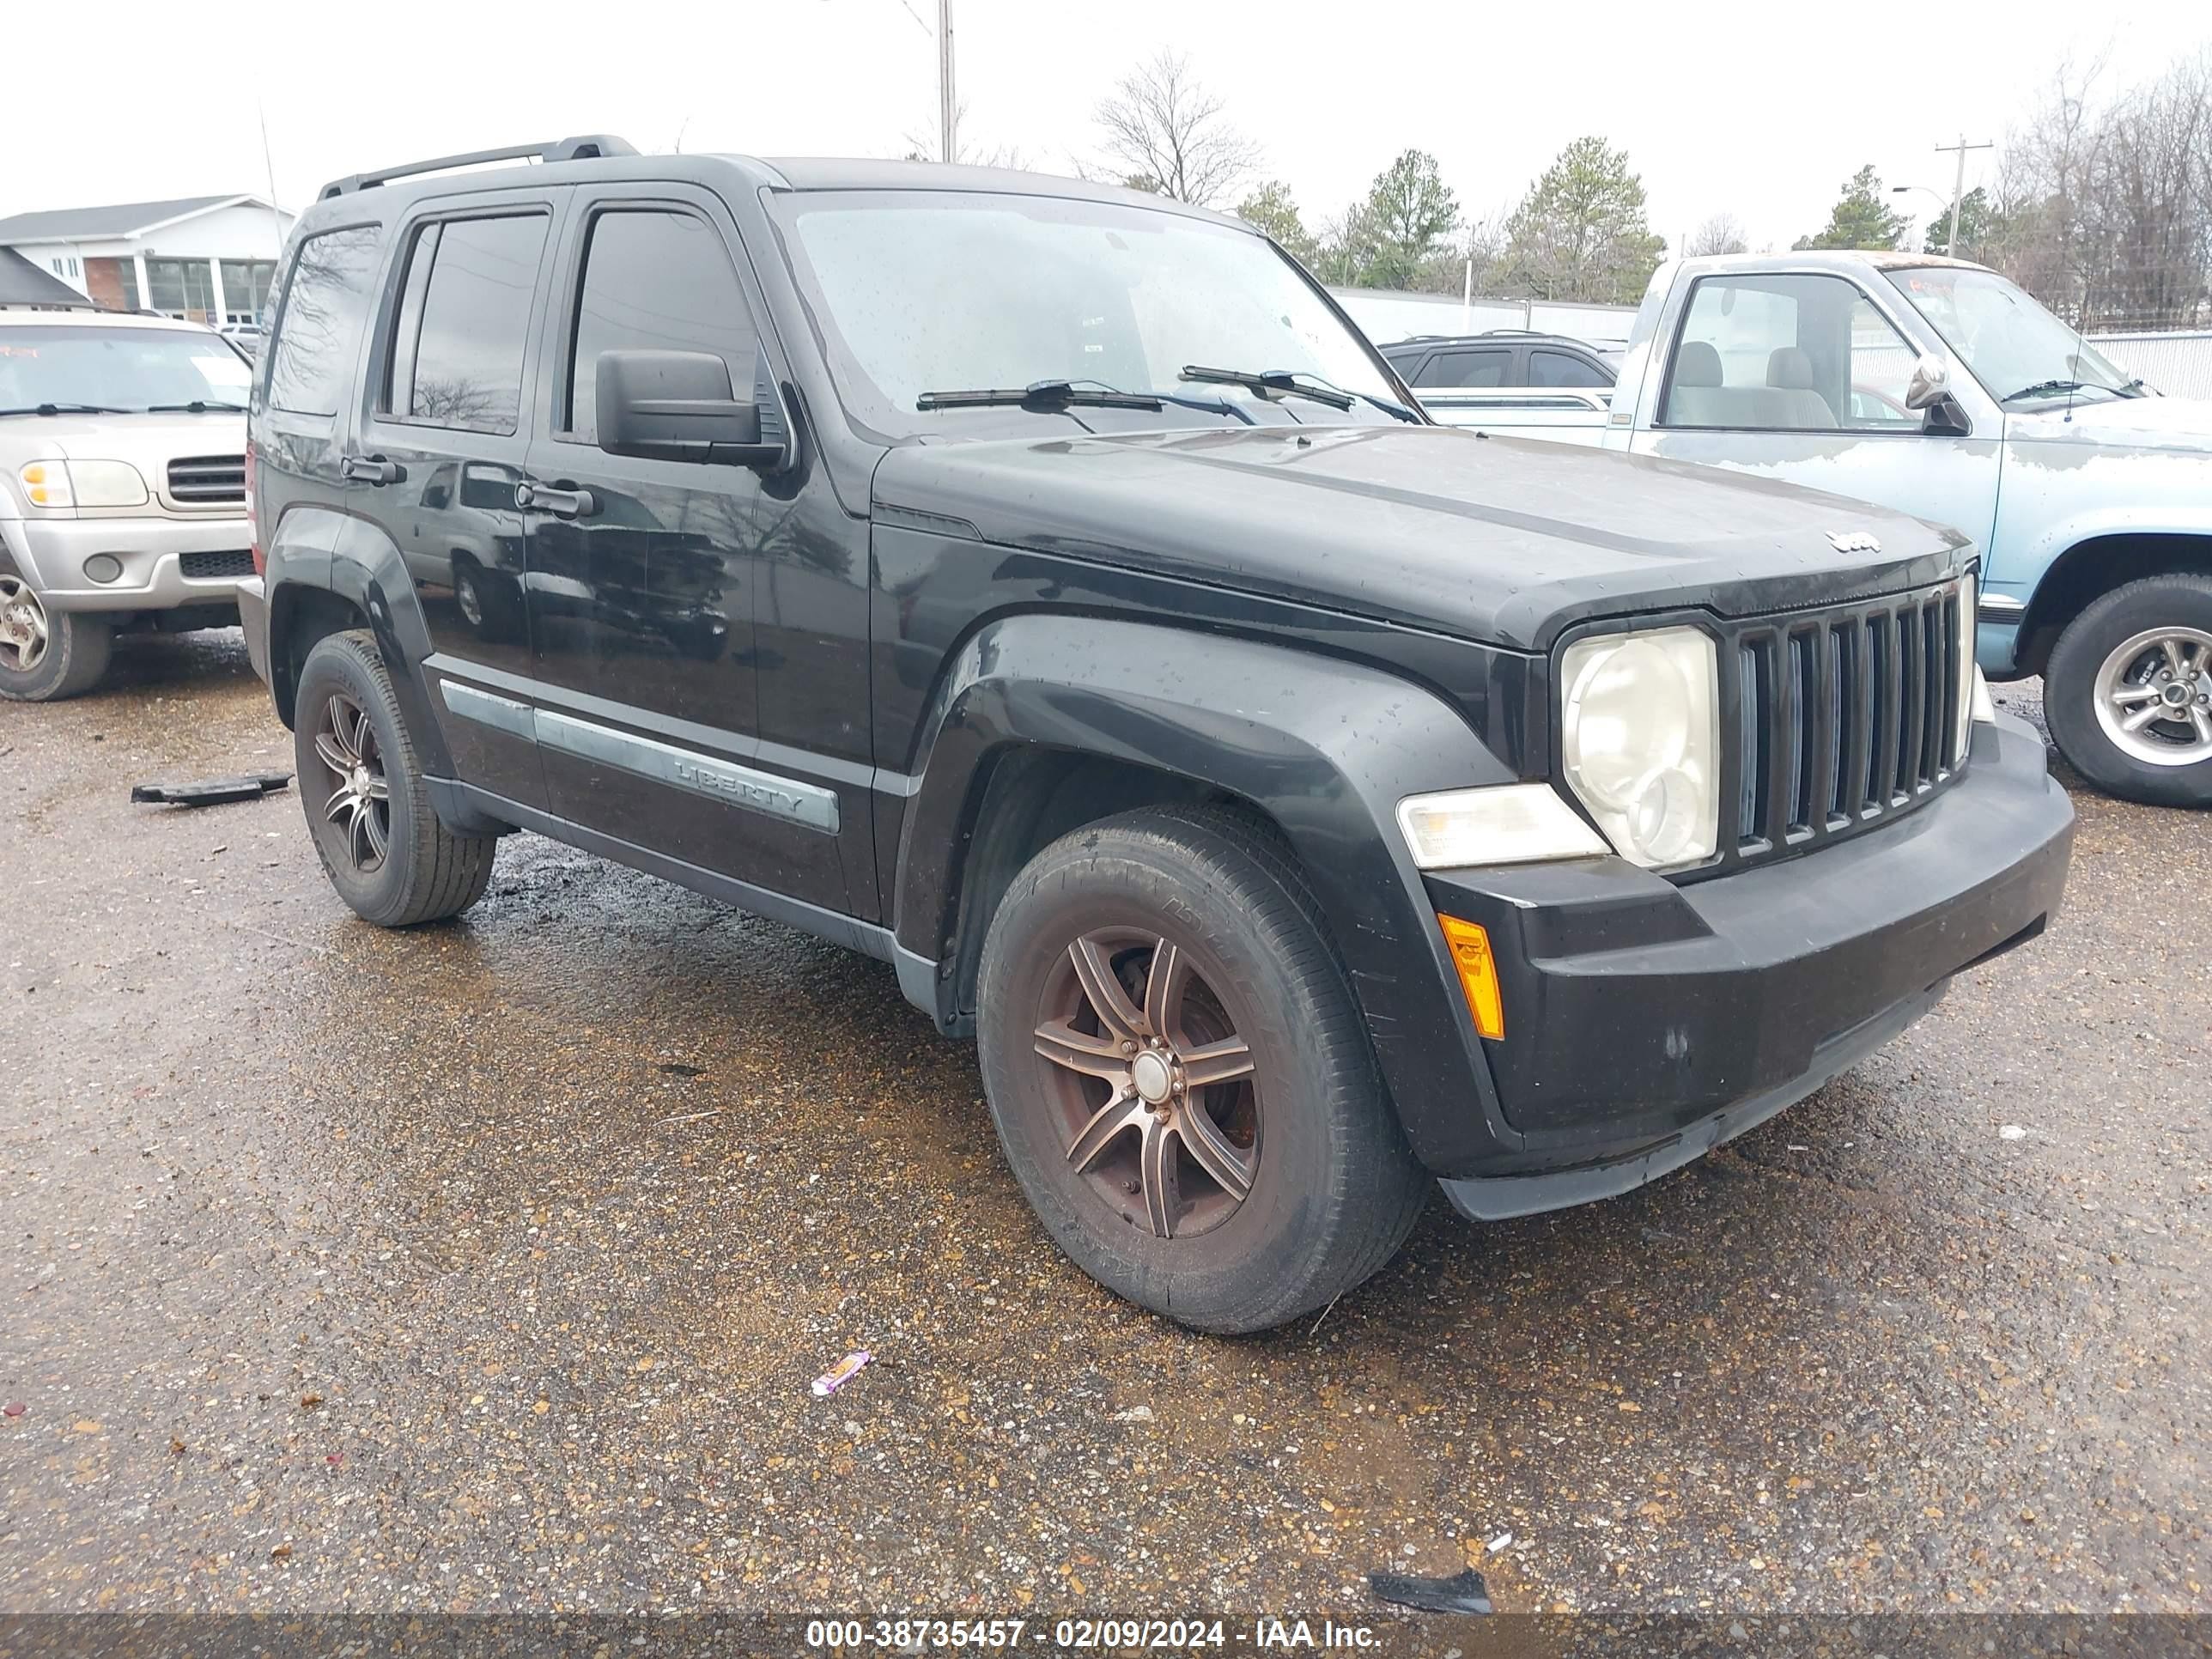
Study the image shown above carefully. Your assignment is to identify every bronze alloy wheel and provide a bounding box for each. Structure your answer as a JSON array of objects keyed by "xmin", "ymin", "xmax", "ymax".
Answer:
[
  {"xmin": 311, "ymin": 690, "xmax": 392, "ymax": 872},
  {"xmin": 1030, "ymin": 926, "xmax": 1261, "ymax": 1239}
]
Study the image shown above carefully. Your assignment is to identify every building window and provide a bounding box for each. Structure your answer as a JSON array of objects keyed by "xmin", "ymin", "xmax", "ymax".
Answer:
[
  {"xmin": 145, "ymin": 257, "xmax": 217, "ymax": 320},
  {"xmin": 118, "ymin": 262, "xmax": 141, "ymax": 311},
  {"xmin": 220, "ymin": 259, "xmax": 276, "ymax": 324}
]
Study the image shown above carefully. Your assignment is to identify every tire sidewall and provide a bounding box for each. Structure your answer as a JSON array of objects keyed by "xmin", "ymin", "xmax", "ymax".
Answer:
[
  {"xmin": 977, "ymin": 827, "xmax": 1382, "ymax": 1331},
  {"xmin": 2046, "ymin": 577, "xmax": 2212, "ymax": 807},
  {"xmin": 0, "ymin": 575, "xmax": 109, "ymax": 703},
  {"xmin": 293, "ymin": 635, "xmax": 431, "ymax": 924}
]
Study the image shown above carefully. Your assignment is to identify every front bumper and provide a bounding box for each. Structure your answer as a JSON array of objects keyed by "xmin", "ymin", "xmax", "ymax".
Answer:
[
  {"xmin": 1427, "ymin": 712, "xmax": 2072, "ymax": 1217},
  {"xmin": 0, "ymin": 513, "xmax": 254, "ymax": 612}
]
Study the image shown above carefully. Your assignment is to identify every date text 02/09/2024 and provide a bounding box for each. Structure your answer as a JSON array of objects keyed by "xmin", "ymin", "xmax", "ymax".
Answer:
[{"xmin": 802, "ymin": 1617, "xmax": 1384, "ymax": 1649}]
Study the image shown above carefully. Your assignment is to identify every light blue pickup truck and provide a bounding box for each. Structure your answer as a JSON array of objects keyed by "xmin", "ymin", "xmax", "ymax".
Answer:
[{"xmin": 1583, "ymin": 252, "xmax": 2210, "ymax": 808}]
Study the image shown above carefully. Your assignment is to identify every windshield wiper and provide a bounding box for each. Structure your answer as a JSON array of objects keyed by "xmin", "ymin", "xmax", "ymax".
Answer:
[
  {"xmin": 916, "ymin": 380, "xmax": 1164, "ymax": 412},
  {"xmin": 1180, "ymin": 365, "xmax": 1353, "ymax": 410},
  {"xmin": 0, "ymin": 402, "xmax": 127, "ymax": 416},
  {"xmin": 2003, "ymin": 378, "xmax": 2127, "ymax": 403},
  {"xmin": 146, "ymin": 400, "xmax": 247, "ymax": 414}
]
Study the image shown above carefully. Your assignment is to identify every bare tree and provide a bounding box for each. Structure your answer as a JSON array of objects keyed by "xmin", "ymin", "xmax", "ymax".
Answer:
[
  {"xmin": 1991, "ymin": 52, "xmax": 2212, "ymax": 329},
  {"xmin": 1092, "ymin": 51, "xmax": 1261, "ymax": 208},
  {"xmin": 901, "ymin": 100, "xmax": 1032, "ymax": 170},
  {"xmin": 1687, "ymin": 213, "xmax": 1747, "ymax": 256}
]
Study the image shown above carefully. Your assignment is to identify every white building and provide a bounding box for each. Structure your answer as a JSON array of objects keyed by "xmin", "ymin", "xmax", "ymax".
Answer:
[{"xmin": 0, "ymin": 195, "xmax": 295, "ymax": 325}]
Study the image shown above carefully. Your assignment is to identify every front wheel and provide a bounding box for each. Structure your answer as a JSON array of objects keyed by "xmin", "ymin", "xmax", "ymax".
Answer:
[
  {"xmin": 0, "ymin": 568, "xmax": 112, "ymax": 702},
  {"xmin": 975, "ymin": 806, "xmax": 1430, "ymax": 1334},
  {"xmin": 2045, "ymin": 574, "xmax": 2212, "ymax": 807},
  {"xmin": 294, "ymin": 629, "xmax": 499, "ymax": 926}
]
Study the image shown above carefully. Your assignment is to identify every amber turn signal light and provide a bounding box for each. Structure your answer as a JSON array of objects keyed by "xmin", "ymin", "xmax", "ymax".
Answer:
[{"xmin": 1437, "ymin": 915, "xmax": 1504, "ymax": 1040}]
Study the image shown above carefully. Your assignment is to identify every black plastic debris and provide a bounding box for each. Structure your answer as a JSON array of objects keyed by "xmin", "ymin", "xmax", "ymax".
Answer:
[
  {"xmin": 1367, "ymin": 1565, "xmax": 1492, "ymax": 1616},
  {"xmin": 131, "ymin": 774, "xmax": 293, "ymax": 808}
]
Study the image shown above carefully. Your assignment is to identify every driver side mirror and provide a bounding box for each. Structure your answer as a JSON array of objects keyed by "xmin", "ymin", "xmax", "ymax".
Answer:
[
  {"xmin": 1905, "ymin": 351, "xmax": 1971, "ymax": 435},
  {"xmin": 596, "ymin": 347, "xmax": 790, "ymax": 469},
  {"xmin": 1904, "ymin": 353, "xmax": 1951, "ymax": 410}
]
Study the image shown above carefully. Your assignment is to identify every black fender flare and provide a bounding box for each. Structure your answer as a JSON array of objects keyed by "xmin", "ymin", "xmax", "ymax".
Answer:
[
  {"xmin": 894, "ymin": 612, "xmax": 1528, "ymax": 1172},
  {"xmin": 266, "ymin": 507, "xmax": 454, "ymax": 780}
]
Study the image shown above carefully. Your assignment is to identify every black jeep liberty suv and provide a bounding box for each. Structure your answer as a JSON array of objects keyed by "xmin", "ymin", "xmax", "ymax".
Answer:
[{"xmin": 240, "ymin": 137, "xmax": 2073, "ymax": 1334}]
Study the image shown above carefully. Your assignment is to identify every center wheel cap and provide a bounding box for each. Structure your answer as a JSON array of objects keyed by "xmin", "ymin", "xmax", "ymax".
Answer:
[{"xmin": 1131, "ymin": 1049, "xmax": 1174, "ymax": 1104}]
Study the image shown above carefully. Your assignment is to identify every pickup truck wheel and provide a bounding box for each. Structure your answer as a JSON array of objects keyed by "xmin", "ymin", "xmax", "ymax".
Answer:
[
  {"xmin": 294, "ymin": 629, "xmax": 497, "ymax": 927},
  {"xmin": 976, "ymin": 806, "xmax": 1429, "ymax": 1334},
  {"xmin": 0, "ymin": 569, "xmax": 112, "ymax": 702},
  {"xmin": 2045, "ymin": 574, "xmax": 2212, "ymax": 807}
]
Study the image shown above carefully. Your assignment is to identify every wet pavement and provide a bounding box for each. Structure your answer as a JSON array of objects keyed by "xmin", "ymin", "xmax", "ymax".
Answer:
[{"xmin": 2, "ymin": 629, "xmax": 2205, "ymax": 1621}]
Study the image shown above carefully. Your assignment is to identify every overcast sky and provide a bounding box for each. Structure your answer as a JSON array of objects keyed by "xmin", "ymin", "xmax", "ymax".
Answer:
[{"xmin": 11, "ymin": 1, "xmax": 2204, "ymax": 256}]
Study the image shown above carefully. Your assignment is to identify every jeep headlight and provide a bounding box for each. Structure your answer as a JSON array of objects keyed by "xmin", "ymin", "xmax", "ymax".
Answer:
[{"xmin": 1559, "ymin": 625, "xmax": 1721, "ymax": 870}]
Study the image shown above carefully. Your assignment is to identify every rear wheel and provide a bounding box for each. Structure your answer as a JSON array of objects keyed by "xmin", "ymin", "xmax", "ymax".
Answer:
[
  {"xmin": 976, "ymin": 806, "xmax": 1429, "ymax": 1334},
  {"xmin": 2045, "ymin": 574, "xmax": 2212, "ymax": 807},
  {"xmin": 294, "ymin": 629, "xmax": 497, "ymax": 926},
  {"xmin": 0, "ymin": 568, "xmax": 112, "ymax": 702}
]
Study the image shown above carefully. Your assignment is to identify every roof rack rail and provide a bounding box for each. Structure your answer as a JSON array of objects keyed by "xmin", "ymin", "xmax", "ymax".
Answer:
[{"xmin": 318, "ymin": 135, "xmax": 638, "ymax": 200}]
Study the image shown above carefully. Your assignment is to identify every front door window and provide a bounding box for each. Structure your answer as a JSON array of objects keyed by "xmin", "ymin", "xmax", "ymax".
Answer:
[{"xmin": 1661, "ymin": 272, "xmax": 1921, "ymax": 433}]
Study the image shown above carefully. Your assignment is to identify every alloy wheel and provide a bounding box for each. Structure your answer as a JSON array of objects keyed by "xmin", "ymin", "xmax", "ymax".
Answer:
[
  {"xmin": 0, "ymin": 576, "xmax": 50, "ymax": 674},
  {"xmin": 1031, "ymin": 927, "xmax": 1261, "ymax": 1239},
  {"xmin": 312, "ymin": 691, "xmax": 392, "ymax": 871},
  {"xmin": 2093, "ymin": 625, "xmax": 2212, "ymax": 767}
]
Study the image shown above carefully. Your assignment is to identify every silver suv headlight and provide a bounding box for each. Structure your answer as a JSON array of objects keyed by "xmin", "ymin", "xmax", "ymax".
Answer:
[{"xmin": 1559, "ymin": 625, "xmax": 1721, "ymax": 870}]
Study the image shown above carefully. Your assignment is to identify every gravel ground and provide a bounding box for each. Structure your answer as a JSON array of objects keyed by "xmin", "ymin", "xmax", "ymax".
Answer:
[{"xmin": 1, "ymin": 631, "xmax": 2204, "ymax": 1626}]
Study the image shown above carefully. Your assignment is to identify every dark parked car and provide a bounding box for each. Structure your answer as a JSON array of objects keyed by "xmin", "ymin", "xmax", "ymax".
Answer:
[
  {"xmin": 1378, "ymin": 331, "xmax": 1623, "ymax": 441},
  {"xmin": 240, "ymin": 137, "xmax": 2073, "ymax": 1334},
  {"xmin": 1380, "ymin": 329, "xmax": 1620, "ymax": 392}
]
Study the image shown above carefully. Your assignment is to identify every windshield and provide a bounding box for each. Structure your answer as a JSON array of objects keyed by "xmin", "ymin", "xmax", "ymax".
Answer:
[
  {"xmin": 768, "ymin": 189, "xmax": 1407, "ymax": 437},
  {"xmin": 1883, "ymin": 266, "xmax": 2140, "ymax": 404},
  {"xmin": 0, "ymin": 326, "xmax": 252, "ymax": 413}
]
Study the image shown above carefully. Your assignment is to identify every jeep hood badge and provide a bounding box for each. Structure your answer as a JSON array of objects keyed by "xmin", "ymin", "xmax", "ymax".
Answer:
[{"xmin": 1826, "ymin": 531, "xmax": 1882, "ymax": 555}]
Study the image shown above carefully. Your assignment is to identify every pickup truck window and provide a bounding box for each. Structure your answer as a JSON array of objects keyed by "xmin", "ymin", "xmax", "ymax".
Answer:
[
  {"xmin": 1662, "ymin": 272, "xmax": 1922, "ymax": 434},
  {"xmin": 770, "ymin": 189, "xmax": 1401, "ymax": 436},
  {"xmin": 1883, "ymin": 264, "xmax": 2138, "ymax": 405}
]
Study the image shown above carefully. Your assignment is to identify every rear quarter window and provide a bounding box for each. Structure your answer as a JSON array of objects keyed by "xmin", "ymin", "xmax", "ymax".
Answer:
[{"xmin": 264, "ymin": 224, "xmax": 384, "ymax": 417}]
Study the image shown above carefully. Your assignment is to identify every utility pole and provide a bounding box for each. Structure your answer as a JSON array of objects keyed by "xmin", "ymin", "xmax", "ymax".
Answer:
[
  {"xmin": 1935, "ymin": 132, "xmax": 1993, "ymax": 257},
  {"xmin": 937, "ymin": 0, "xmax": 957, "ymax": 165}
]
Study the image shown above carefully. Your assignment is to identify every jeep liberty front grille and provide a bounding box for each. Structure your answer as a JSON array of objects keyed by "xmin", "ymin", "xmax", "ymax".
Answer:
[
  {"xmin": 167, "ymin": 455, "xmax": 246, "ymax": 504},
  {"xmin": 1719, "ymin": 577, "xmax": 1972, "ymax": 872}
]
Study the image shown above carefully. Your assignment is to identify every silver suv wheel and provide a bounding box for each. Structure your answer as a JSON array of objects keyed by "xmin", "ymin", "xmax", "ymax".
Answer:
[
  {"xmin": 2092, "ymin": 625, "xmax": 2212, "ymax": 767},
  {"xmin": 0, "ymin": 575, "xmax": 49, "ymax": 674}
]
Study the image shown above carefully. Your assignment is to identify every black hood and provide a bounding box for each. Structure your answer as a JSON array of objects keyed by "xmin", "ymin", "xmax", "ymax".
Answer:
[{"xmin": 872, "ymin": 424, "xmax": 1971, "ymax": 652}]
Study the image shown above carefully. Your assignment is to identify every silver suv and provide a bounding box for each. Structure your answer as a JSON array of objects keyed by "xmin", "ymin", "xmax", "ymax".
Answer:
[{"xmin": 0, "ymin": 311, "xmax": 256, "ymax": 701}]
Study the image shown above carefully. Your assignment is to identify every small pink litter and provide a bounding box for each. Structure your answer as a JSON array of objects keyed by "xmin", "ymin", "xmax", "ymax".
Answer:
[{"xmin": 811, "ymin": 1351, "xmax": 872, "ymax": 1397}]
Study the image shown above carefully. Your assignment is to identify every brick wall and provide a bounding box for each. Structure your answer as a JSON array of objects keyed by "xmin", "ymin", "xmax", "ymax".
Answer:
[{"xmin": 83, "ymin": 258, "xmax": 130, "ymax": 311}]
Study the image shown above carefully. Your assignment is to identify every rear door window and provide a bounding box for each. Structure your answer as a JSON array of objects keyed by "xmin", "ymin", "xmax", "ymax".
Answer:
[
  {"xmin": 265, "ymin": 224, "xmax": 383, "ymax": 416},
  {"xmin": 1529, "ymin": 348, "xmax": 1609, "ymax": 388},
  {"xmin": 1415, "ymin": 347, "xmax": 1511, "ymax": 388},
  {"xmin": 386, "ymin": 214, "xmax": 550, "ymax": 434}
]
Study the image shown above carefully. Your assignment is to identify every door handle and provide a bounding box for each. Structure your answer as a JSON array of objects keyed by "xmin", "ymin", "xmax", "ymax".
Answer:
[
  {"xmin": 515, "ymin": 481, "xmax": 599, "ymax": 520},
  {"xmin": 342, "ymin": 454, "xmax": 405, "ymax": 486}
]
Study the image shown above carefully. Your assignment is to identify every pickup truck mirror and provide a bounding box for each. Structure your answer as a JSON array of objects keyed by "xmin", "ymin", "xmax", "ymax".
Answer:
[
  {"xmin": 1905, "ymin": 352, "xmax": 1972, "ymax": 435},
  {"xmin": 1905, "ymin": 353, "xmax": 1952, "ymax": 410},
  {"xmin": 595, "ymin": 348, "xmax": 788, "ymax": 469}
]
